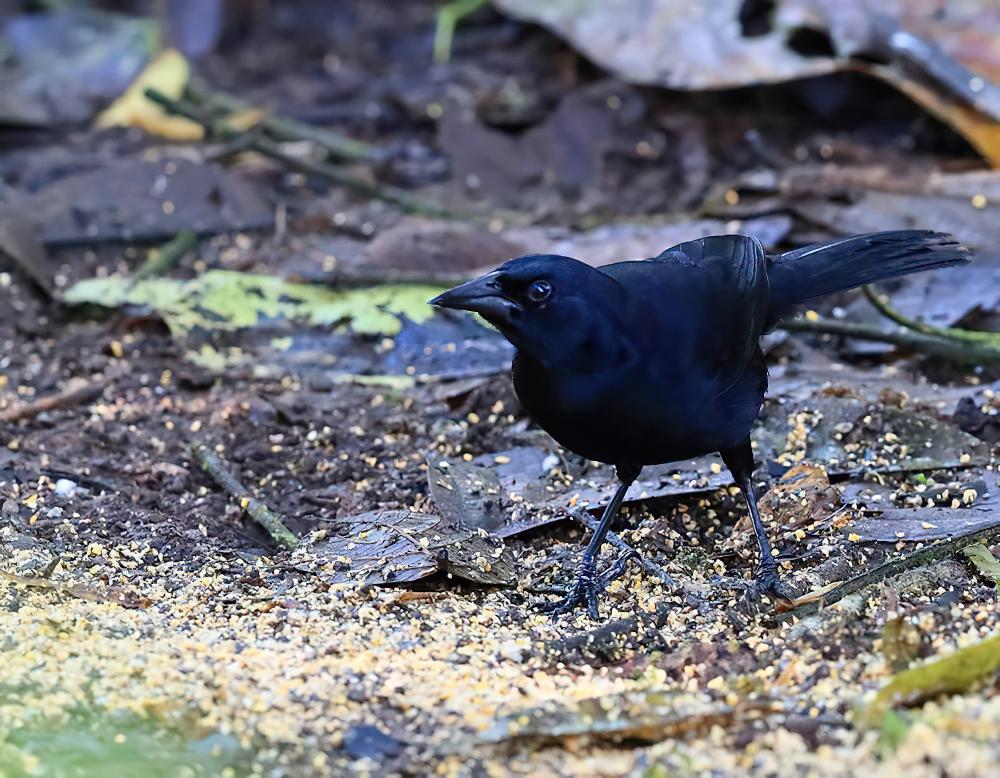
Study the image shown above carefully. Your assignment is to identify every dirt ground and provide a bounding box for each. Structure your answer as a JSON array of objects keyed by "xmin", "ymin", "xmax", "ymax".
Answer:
[{"xmin": 2, "ymin": 2, "xmax": 1000, "ymax": 776}]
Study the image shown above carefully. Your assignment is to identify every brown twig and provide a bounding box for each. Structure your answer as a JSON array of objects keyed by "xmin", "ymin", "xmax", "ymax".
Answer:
[
  {"xmin": 0, "ymin": 569, "xmax": 149, "ymax": 608},
  {"xmin": 190, "ymin": 441, "xmax": 298, "ymax": 551},
  {"xmin": 546, "ymin": 597, "xmax": 682, "ymax": 659},
  {"xmin": 0, "ymin": 376, "xmax": 106, "ymax": 423}
]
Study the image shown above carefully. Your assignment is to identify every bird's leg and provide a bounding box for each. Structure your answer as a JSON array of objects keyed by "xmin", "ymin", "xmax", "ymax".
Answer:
[
  {"xmin": 736, "ymin": 475, "xmax": 797, "ymax": 603},
  {"xmin": 721, "ymin": 442, "xmax": 798, "ymax": 607},
  {"xmin": 539, "ymin": 464, "xmax": 640, "ymax": 619}
]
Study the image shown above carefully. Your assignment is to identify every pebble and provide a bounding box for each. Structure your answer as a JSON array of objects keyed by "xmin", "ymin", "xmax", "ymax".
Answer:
[{"xmin": 54, "ymin": 479, "xmax": 81, "ymax": 497}]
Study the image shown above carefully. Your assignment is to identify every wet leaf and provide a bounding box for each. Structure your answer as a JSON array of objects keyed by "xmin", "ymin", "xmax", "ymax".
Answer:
[
  {"xmin": 755, "ymin": 396, "xmax": 990, "ymax": 477},
  {"xmin": 342, "ymin": 724, "xmax": 406, "ymax": 761},
  {"xmin": 301, "ymin": 510, "xmax": 514, "ymax": 586},
  {"xmin": 491, "ymin": 1, "xmax": 1000, "ymax": 164},
  {"xmin": 482, "ymin": 689, "xmax": 776, "ymax": 743},
  {"xmin": 472, "ymin": 446, "xmax": 565, "ymax": 508},
  {"xmin": 470, "ymin": 444, "xmax": 735, "ymax": 517},
  {"xmin": 849, "ymin": 505, "xmax": 1000, "ymax": 543},
  {"xmin": 0, "ymin": 214, "xmax": 55, "ymax": 297},
  {"xmin": 427, "ymin": 457, "xmax": 509, "ymax": 535},
  {"xmin": 0, "ymin": 160, "xmax": 272, "ymax": 246},
  {"xmin": 491, "ymin": 0, "xmax": 839, "ymax": 91},
  {"xmin": 558, "ymin": 459, "xmax": 734, "ymax": 511},
  {"xmin": 758, "ymin": 462, "xmax": 840, "ymax": 532},
  {"xmin": 447, "ymin": 446, "xmax": 724, "ymax": 537},
  {"xmin": 962, "ymin": 543, "xmax": 1000, "ymax": 590},
  {"xmin": 96, "ymin": 48, "xmax": 203, "ymax": 141},
  {"xmin": 861, "ymin": 632, "xmax": 1000, "ymax": 729},
  {"xmin": 385, "ymin": 313, "xmax": 513, "ymax": 381}
]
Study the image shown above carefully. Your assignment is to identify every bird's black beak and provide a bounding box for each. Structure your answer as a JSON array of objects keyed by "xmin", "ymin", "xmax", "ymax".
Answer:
[{"xmin": 428, "ymin": 271, "xmax": 515, "ymax": 322}]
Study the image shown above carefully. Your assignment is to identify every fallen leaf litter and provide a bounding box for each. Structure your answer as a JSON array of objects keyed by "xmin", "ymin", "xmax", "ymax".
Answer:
[{"xmin": 2, "ymin": 372, "xmax": 999, "ymax": 775}]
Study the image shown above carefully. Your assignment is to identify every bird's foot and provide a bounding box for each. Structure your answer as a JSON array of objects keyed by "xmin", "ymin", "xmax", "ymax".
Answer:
[
  {"xmin": 710, "ymin": 565, "xmax": 798, "ymax": 613},
  {"xmin": 537, "ymin": 549, "xmax": 637, "ymax": 620},
  {"xmin": 741, "ymin": 563, "xmax": 798, "ymax": 612}
]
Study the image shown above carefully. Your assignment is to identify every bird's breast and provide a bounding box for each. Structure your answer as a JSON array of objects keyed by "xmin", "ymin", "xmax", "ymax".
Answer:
[{"xmin": 511, "ymin": 350, "xmax": 764, "ymax": 466}]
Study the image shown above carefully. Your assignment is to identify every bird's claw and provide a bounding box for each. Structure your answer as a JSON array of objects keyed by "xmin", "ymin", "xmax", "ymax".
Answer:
[
  {"xmin": 740, "ymin": 563, "xmax": 798, "ymax": 612},
  {"xmin": 537, "ymin": 576, "xmax": 602, "ymax": 620},
  {"xmin": 711, "ymin": 565, "xmax": 797, "ymax": 612},
  {"xmin": 537, "ymin": 550, "xmax": 636, "ymax": 620}
]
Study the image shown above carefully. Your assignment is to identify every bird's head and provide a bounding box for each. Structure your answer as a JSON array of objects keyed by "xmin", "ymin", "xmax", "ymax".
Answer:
[{"xmin": 429, "ymin": 254, "xmax": 626, "ymax": 369}]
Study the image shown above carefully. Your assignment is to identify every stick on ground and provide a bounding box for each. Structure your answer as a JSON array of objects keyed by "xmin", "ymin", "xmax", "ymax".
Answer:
[
  {"xmin": 144, "ymin": 88, "xmax": 474, "ymax": 222},
  {"xmin": 187, "ymin": 80, "xmax": 382, "ymax": 165},
  {"xmin": 0, "ymin": 376, "xmax": 106, "ymax": 423},
  {"xmin": 131, "ymin": 228, "xmax": 198, "ymax": 283},
  {"xmin": 863, "ymin": 284, "xmax": 1000, "ymax": 345},
  {"xmin": 780, "ymin": 316, "xmax": 1000, "ymax": 364},
  {"xmin": 779, "ymin": 517, "xmax": 1000, "ymax": 620},
  {"xmin": 190, "ymin": 441, "xmax": 298, "ymax": 551},
  {"xmin": 567, "ymin": 507, "xmax": 676, "ymax": 588}
]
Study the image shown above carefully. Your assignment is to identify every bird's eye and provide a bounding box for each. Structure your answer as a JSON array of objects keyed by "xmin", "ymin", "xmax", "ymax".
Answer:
[{"xmin": 527, "ymin": 279, "xmax": 552, "ymax": 304}]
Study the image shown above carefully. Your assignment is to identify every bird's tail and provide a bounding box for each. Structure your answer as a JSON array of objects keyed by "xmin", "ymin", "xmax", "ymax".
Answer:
[{"xmin": 765, "ymin": 230, "xmax": 970, "ymax": 329}]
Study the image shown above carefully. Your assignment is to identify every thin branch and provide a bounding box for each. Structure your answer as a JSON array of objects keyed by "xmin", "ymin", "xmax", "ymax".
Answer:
[
  {"xmin": 778, "ymin": 518, "xmax": 1000, "ymax": 620},
  {"xmin": 145, "ymin": 88, "xmax": 475, "ymax": 222},
  {"xmin": 326, "ymin": 265, "xmax": 482, "ymax": 289},
  {"xmin": 190, "ymin": 441, "xmax": 298, "ymax": 551},
  {"xmin": 780, "ymin": 316, "xmax": 1000, "ymax": 364},
  {"xmin": 433, "ymin": 0, "xmax": 489, "ymax": 64},
  {"xmin": 0, "ymin": 376, "xmax": 106, "ymax": 423},
  {"xmin": 863, "ymin": 285, "xmax": 1000, "ymax": 344},
  {"xmin": 187, "ymin": 80, "xmax": 383, "ymax": 165},
  {"xmin": 0, "ymin": 569, "xmax": 149, "ymax": 608},
  {"xmin": 131, "ymin": 228, "xmax": 198, "ymax": 283}
]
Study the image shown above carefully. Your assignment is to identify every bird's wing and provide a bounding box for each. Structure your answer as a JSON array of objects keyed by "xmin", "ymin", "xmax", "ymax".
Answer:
[{"xmin": 601, "ymin": 235, "xmax": 769, "ymax": 393}]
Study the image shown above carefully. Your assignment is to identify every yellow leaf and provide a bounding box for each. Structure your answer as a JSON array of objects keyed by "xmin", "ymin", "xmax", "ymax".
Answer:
[
  {"xmin": 96, "ymin": 49, "xmax": 203, "ymax": 141},
  {"xmin": 863, "ymin": 63, "xmax": 1000, "ymax": 170}
]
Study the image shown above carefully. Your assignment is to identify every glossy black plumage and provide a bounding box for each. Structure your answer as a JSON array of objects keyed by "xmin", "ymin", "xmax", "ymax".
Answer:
[{"xmin": 431, "ymin": 230, "xmax": 970, "ymax": 619}]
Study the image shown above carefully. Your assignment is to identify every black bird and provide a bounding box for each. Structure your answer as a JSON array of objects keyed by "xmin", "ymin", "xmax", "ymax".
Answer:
[{"xmin": 430, "ymin": 230, "xmax": 969, "ymax": 618}]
